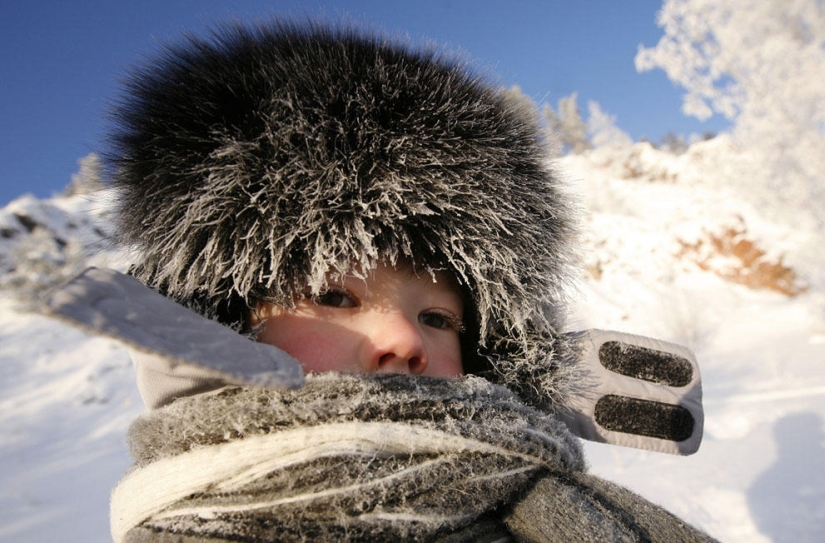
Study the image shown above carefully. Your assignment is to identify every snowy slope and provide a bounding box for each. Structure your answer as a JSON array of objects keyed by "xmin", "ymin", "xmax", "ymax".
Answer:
[
  {"xmin": 1, "ymin": 139, "xmax": 824, "ymax": 542},
  {"xmin": 566, "ymin": 139, "xmax": 825, "ymax": 542},
  {"xmin": 0, "ymin": 189, "xmax": 141, "ymax": 542}
]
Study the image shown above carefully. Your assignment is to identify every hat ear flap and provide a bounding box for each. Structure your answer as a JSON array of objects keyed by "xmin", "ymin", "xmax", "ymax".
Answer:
[{"xmin": 558, "ymin": 330, "xmax": 704, "ymax": 455}]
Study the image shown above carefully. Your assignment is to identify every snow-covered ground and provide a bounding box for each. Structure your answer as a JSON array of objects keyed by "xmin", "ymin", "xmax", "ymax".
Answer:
[
  {"xmin": 565, "ymin": 140, "xmax": 825, "ymax": 542},
  {"xmin": 1, "ymin": 138, "xmax": 823, "ymax": 542}
]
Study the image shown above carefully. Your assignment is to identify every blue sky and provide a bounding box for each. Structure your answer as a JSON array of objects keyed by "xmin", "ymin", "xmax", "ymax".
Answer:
[{"xmin": 1, "ymin": 0, "xmax": 730, "ymax": 205}]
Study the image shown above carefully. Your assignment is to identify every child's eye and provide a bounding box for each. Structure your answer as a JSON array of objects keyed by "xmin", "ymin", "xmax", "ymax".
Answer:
[
  {"xmin": 418, "ymin": 311, "xmax": 464, "ymax": 332},
  {"xmin": 313, "ymin": 287, "xmax": 358, "ymax": 308}
]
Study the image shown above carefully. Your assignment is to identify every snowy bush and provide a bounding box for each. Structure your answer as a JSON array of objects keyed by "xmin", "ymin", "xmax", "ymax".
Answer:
[
  {"xmin": 659, "ymin": 132, "xmax": 689, "ymax": 154},
  {"xmin": 0, "ymin": 225, "xmax": 86, "ymax": 308}
]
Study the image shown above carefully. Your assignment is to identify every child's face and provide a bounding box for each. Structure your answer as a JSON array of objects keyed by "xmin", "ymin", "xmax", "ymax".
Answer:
[{"xmin": 249, "ymin": 263, "xmax": 464, "ymax": 377}]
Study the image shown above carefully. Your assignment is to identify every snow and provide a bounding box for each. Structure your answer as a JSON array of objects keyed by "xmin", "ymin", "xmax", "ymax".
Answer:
[
  {"xmin": 564, "ymin": 140, "xmax": 825, "ymax": 542},
  {"xmin": 0, "ymin": 297, "xmax": 140, "ymax": 542},
  {"xmin": 1, "ymin": 138, "xmax": 824, "ymax": 541}
]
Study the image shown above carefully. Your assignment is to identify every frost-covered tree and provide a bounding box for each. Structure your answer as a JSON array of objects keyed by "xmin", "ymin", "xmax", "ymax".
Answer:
[
  {"xmin": 544, "ymin": 93, "xmax": 590, "ymax": 154},
  {"xmin": 64, "ymin": 153, "xmax": 104, "ymax": 196},
  {"xmin": 587, "ymin": 101, "xmax": 634, "ymax": 150},
  {"xmin": 636, "ymin": 0, "xmax": 825, "ymax": 226},
  {"xmin": 636, "ymin": 0, "xmax": 824, "ymax": 126}
]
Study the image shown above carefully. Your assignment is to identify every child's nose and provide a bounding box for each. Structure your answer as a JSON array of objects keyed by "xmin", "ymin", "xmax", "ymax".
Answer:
[{"xmin": 364, "ymin": 312, "xmax": 428, "ymax": 375}]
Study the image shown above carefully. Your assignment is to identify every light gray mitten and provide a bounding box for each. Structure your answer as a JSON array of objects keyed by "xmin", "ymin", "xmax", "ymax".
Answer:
[{"xmin": 559, "ymin": 329, "xmax": 703, "ymax": 455}]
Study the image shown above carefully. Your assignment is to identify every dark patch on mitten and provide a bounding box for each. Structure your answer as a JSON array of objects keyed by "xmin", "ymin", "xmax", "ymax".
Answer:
[
  {"xmin": 594, "ymin": 395, "xmax": 695, "ymax": 442},
  {"xmin": 599, "ymin": 341, "xmax": 693, "ymax": 387}
]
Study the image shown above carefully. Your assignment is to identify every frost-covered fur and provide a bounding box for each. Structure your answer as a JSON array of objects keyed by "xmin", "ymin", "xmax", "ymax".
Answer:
[{"xmin": 108, "ymin": 20, "xmax": 578, "ymax": 401}]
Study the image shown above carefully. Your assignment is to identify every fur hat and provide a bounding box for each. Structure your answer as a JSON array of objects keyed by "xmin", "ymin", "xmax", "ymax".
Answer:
[{"xmin": 109, "ymin": 20, "xmax": 579, "ymax": 402}]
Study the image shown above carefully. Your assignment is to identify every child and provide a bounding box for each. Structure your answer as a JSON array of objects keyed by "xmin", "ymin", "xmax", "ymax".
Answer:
[{"xmin": 94, "ymin": 19, "xmax": 714, "ymax": 542}]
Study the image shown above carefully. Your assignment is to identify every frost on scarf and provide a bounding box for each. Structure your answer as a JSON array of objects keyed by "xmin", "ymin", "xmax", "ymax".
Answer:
[
  {"xmin": 112, "ymin": 373, "xmax": 716, "ymax": 543},
  {"xmin": 113, "ymin": 374, "xmax": 583, "ymax": 542}
]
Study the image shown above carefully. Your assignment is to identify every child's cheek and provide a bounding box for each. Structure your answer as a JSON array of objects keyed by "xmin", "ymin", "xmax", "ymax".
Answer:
[
  {"xmin": 259, "ymin": 318, "xmax": 362, "ymax": 374},
  {"xmin": 425, "ymin": 335, "xmax": 464, "ymax": 377}
]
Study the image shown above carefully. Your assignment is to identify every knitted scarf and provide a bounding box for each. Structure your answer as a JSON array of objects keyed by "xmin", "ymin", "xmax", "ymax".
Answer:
[{"xmin": 111, "ymin": 373, "xmax": 715, "ymax": 543}]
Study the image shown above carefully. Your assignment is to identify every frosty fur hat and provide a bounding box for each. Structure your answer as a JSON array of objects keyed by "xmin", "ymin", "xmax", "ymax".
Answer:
[{"xmin": 109, "ymin": 19, "xmax": 578, "ymax": 402}]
